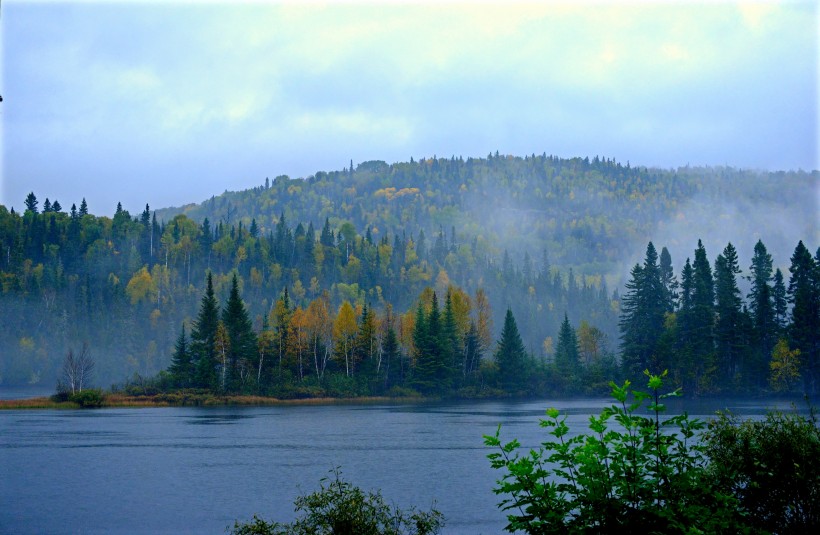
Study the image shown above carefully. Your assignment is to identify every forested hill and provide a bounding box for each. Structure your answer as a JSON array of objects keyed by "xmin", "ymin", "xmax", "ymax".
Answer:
[
  {"xmin": 0, "ymin": 154, "xmax": 816, "ymax": 390},
  {"xmin": 156, "ymin": 154, "xmax": 818, "ymax": 271}
]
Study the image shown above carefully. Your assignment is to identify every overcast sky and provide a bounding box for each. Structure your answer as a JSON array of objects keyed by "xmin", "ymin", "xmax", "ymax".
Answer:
[{"xmin": 1, "ymin": 0, "xmax": 817, "ymax": 216}]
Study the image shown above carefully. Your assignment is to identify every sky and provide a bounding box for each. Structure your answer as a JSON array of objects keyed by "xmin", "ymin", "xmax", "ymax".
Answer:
[{"xmin": 1, "ymin": 0, "xmax": 817, "ymax": 216}]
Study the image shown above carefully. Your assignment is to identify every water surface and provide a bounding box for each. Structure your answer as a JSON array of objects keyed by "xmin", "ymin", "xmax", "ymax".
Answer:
[{"xmin": 0, "ymin": 397, "xmax": 801, "ymax": 534}]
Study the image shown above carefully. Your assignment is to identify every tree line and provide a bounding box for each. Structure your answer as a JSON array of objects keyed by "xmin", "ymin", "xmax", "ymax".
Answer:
[
  {"xmin": 0, "ymin": 191, "xmax": 616, "ymax": 387},
  {"xmin": 620, "ymin": 239, "xmax": 820, "ymax": 395}
]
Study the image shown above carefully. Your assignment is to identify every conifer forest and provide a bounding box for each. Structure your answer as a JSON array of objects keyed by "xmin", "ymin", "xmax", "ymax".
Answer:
[{"xmin": 1, "ymin": 154, "xmax": 817, "ymax": 397}]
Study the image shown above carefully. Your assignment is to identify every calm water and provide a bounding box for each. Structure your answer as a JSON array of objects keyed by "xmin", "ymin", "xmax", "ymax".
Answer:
[{"xmin": 0, "ymin": 397, "xmax": 802, "ymax": 534}]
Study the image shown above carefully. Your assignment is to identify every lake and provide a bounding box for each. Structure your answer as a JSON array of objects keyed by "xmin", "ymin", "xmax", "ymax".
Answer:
[{"xmin": 0, "ymin": 396, "xmax": 803, "ymax": 534}]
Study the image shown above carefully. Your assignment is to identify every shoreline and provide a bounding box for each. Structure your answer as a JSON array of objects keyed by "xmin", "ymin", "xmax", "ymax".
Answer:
[{"xmin": 0, "ymin": 392, "xmax": 441, "ymax": 410}]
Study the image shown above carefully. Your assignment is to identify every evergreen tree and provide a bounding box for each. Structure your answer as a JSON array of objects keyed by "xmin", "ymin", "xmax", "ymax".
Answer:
[
  {"xmin": 676, "ymin": 258, "xmax": 696, "ymax": 388},
  {"xmin": 168, "ymin": 325, "xmax": 192, "ymax": 387},
  {"xmin": 353, "ymin": 303, "xmax": 377, "ymax": 379},
  {"xmin": 772, "ymin": 268, "xmax": 788, "ymax": 331},
  {"xmin": 555, "ymin": 313, "xmax": 580, "ymax": 376},
  {"xmin": 619, "ymin": 243, "xmax": 665, "ymax": 378},
  {"xmin": 495, "ymin": 308, "xmax": 527, "ymax": 392},
  {"xmin": 412, "ymin": 292, "xmax": 448, "ymax": 393},
  {"xmin": 689, "ymin": 240, "xmax": 716, "ymax": 392},
  {"xmin": 659, "ymin": 246, "xmax": 678, "ymax": 312},
  {"xmin": 79, "ymin": 198, "xmax": 88, "ymax": 216},
  {"xmin": 191, "ymin": 272, "xmax": 220, "ymax": 389},
  {"xmin": 382, "ymin": 305, "xmax": 402, "ymax": 388},
  {"xmin": 52, "ymin": 200, "xmax": 62, "ymax": 213},
  {"xmin": 787, "ymin": 241, "xmax": 819, "ymax": 395},
  {"xmin": 714, "ymin": 243, "xmax": 743, "ymax": 387},
  {"xmin": 222, "ymin": 272, "xmax": 257, "ymax": 391},
  {"xmin": 748, "ymin": 240, "xmax": 776, "ymax": 388},
  {"xmin": 271, "ymin": 287, "xmax": 292, "ymax": 381},
  {"xmin": 441, "ymin": 290, "xmax": 459, "ymax": 383},
  {"xmin": 24, "ymin": 192, "xmax": 38, "ymax": 214},
  {"xmin": 463, "ymin": 321, "xmax": 483, "ymax": 376}
]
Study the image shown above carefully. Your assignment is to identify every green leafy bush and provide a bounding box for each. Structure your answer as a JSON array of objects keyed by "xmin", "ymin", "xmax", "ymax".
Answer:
[
  {"xmin": 484, "ymin": 371, "xmax": 744, "ymax": 534},
  {"xmin": 69, "ymin": 389, "xmax": 105, "ymax": 408},
  {"xmin": 705, "ymin": 407, "xmax": 820, "ymax": 534},
  {"xmin": 231, "ymin": 469, "xmax": 444, "ymax": 535}
]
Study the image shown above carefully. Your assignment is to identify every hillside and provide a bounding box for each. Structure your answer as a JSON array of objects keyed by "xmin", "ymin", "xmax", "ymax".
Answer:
[{"xmin": 1, "ymin": 153, "xmax": 816, "ymax": 388}]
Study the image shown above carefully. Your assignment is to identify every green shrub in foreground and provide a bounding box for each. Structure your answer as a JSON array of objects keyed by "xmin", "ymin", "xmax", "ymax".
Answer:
[
  {"xmin": 231, "ymin": 469, "xmax": 444, "ymax": 535},
  {"xmin": 485, "ymin": 371, "xmax": 745, "ymax": 534},
  {"xmin": 705, "ymin": 407, "xmax": 820, "ymax": 534}
]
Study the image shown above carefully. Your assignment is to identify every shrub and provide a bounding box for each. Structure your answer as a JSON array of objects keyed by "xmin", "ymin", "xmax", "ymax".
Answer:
[
  {"xmin": 231, "ymin": 469, "xmax": 444, "ymax": 535},
  {"xmin": 69, "ymin": 389, "xmax": 105, "ymax": 408},
  {"xmin": 484, "ymin": 371, "xmax": 745, "ymax": 534},
  {"xmin": 705, "ymin": 406, "xmax": 820, "ymax": 534}
]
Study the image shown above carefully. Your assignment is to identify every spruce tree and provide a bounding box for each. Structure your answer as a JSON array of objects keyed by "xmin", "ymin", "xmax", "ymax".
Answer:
[
  {"xmin": 168, "ymin": 325, "xmax": 192, "ymax": 387},
  {"xmin": 412, "ymin": 293, "xmax": 448, "ymax": 394},
  {"xmin": 619, "ymin": 242, "xmax": 666, "ymax": 378},
  {"xmin": 787, "ymin": 241, "xmax": 819, "ymax": 395},
  {"xmin": 353, "ymin": 303, "xmax": 377, "ymax": 380},
  {"xmin": 382, "ymin": 305, "xmax": 402, "ymax": 388},
  {"xmin": 689, "ymin": 240, "xmax": 715, "ymax": 392},
  {"xmin": 191, "ymin": 272, "xmax": 220, "ymax": 389},
  {"xmin": 463, "ymin": 321, "xmax": 483, "ymax": 376},
  {"xmin": 748, "ymin": 240, "xmax": 776, "ymax": 388},
  {"xmin": 772, "ymin": 269, "xmax": 788, "ymax": 332},
  {"xmin": 714, "ymin": 243, "xmax": 743, "ymax": 386},
  {"xmin": 555, "ymin": 313, "xmax": 580, "ymax": 377},
  {"xmin": 441, "ymin": 290, "xmax": 459, "ymax": 383},
  {"xmin": 495, "ymin": 308, "xmax": 527, "ymax": 392},
  {"xmin": 24, "ymin": 192, "xmax": 38, "ymax": 214},
  {"xmin": 222, "ymin": 272, "xmax": 257, "ymax": 391},
  {"xmin": 659, "ymin": 246, "xmax": 678, "ymax": 312}
]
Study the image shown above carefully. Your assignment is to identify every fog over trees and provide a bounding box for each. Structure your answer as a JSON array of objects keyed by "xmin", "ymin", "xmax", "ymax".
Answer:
[{"xmin": 0, "ymin": 154, "xmax": 816, "ymax": 396}]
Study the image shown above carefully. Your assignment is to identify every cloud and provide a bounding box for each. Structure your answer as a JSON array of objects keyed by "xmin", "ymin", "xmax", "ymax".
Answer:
[{"xmin": 1, "ymin": 1, "xmax": 816, "ymax": 213}]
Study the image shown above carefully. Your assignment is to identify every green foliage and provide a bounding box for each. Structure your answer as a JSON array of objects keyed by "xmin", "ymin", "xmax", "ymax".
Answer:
[
  {"xmin": 69, "ymin": 388, "xmax": 105, "ymax": 408},
  {"xmin": 495, "ymin": 308, "xmax": 527, "ymax": 392},
  {"xmin": 484, "ymin": 371, "xmax": 744, "ymax": 534},
  {"xmin": 231, "ymin": 469, "xmax": 444, "ymax": 535},
  {"xmin": 704, "ymin": 406, "xmax": 820, "ymax": 534}
]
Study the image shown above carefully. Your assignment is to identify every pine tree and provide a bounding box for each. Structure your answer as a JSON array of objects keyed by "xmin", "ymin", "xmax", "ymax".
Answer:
[
  {"xmin": 787, "ymin": 241, "xmax": 819, "ymax": 395},
  {"xmin": 676, "ymin": 258, "xmax": 696, "ymax": 388},
  {"xmin": 79, "ymin": 198, "xmax": 88, "ymax": 216},
  {"xmin": 619, "ymin": 242, "xmax": 666, "ymax": 378},
  {"xmin": 659, "ymin": 246, "xmax": 678, "ymax": 312},
  {"xmin": 772, "ymin": 268, "xmax": 788, "ymax": 331},
  {"xmin": 495, "ymin": 308, "xmax": 527, "ymax": 392},
  {"xmin": 222, "ymin": 273, "xmax": 257, "ymax": 391},
  {"xmin": 382, "ymin": 305, "xmax": 402, "ymax": 388},
  {"xmin": 24, "ymin": 192, "xmax": 38, "ymax": 214},
  {"xmin": 463, "ymin": 321, "xmax": 483, "ymax": 376},
  {"xmin": 353, "ymin": 303, "xmax": 377, "ymax": 379},
  {"xmin": 714, "ymin": 243, "xmax": 743, "ymax": 386},
  {"xmin": 689, "ymin": 240, "xmax": 716, "ymax": 392},
  {"xmin": 168, "ymin": 325, "xmax": 192, "ymax": 387},
  {"xmin": 748, "ymin": 240, "xmax": 776, "ymax": 388},
  {"xmin": 191, "ymin": 272, "xmax": 220, "ymax": 389},
  {"xmin": 441, "ymin": 290, "xmax": 459, "ymax": 383},
  {"xmin": 555, "ymin": 313, "xmax": 580, "ymax": 376},
  {"xmin": 412, "ymin": 293, "xmax": 448, "ymax": 394}
]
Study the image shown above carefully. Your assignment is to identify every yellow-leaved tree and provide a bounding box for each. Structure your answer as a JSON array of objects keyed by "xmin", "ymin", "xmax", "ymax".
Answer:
[{"xmin": 769, "ymin": 339, "xmax": 801, "ymax": 392}]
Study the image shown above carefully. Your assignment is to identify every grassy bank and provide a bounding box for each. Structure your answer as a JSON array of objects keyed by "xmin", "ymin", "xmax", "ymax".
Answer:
[{"xmin": 0, "ymin": 391, "xmax": 433, "ymax": 410}]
